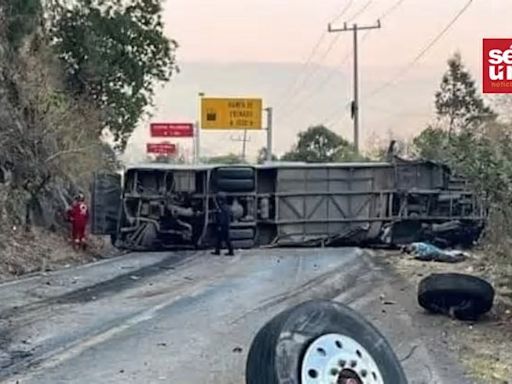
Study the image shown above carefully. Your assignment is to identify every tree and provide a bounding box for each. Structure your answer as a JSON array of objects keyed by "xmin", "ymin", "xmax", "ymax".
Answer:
[
  {"xmin": 411, "ymin": 53, "xmax": 512, "ymax": 256},
  {"xmin": 435, "ymin": 52, "xmax": 496, "ymax": 134},
  {"xmin": 203, "ymin": 153, "xmax": 245, "ymax": 165},
  {"xmin": 414, "ymin": 53, "xmax": 496, "ymax": 162},
  {"xmin": 281, "ymin": 126, "xmax": 359, "ymax": 163},
  {"xmin": 493, "ymin": 95, "xmax": 512, "ymax": 124},
  {"xmin": 4, "ymin": 0, "xmax": 42, "ymax": 50},
  {"xmin": 412, "ymin": 126, "xmax": 451, "ymax": 162},
  {"xmin": 256, "ymin": 147, "xmax": 277, "ymax": 164},
  {"xmin": 366, "ymin": 134, "xmax": 411, "ymax": 162},
  {"xmin": 149, "ymin": 154, "xmax": 186, "ymax": 164},
  {"xmin": 47, "ymin": 0, "xmax": 178, "ymax": 149}
]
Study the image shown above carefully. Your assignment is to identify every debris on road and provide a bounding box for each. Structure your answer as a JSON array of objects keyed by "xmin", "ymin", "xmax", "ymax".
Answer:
[
  {"xmin": 402, "ymin": 242, "xmax": 468, "ymax": 263},
  {"xmin": 374, "ymin": 249, "xmax": 512, "ymax": 382},
  {"xmin": 417, "ymin": 273, "xmax": 495, "ymax": 321},
  {"xmin": 379, "ymin": 294, "xmax": 397, "ymax": 305}
]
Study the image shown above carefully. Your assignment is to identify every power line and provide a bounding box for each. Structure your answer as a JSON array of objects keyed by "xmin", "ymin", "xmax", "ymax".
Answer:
[
  {"xmin": 321, "ymin": 101, "xmax": 352, "ymax": 127},
  {"xmin": 276, "ymin": 1, "xmax": 366, "ymax": 115},
  {"xmin": 346, "ymin": 0, "xmax": 373, "ymax": 22},
  {"xmin": 276, "ymin": 35, "xmax": 343, "ymax": 117},
  {"xmin": 365, "ymin": 104, "xmax": 432, "ymax": 117},
  {"xmin": 291, "ymin": 30, "xmax": 372, "ymax": 123},
  {"xmin": 322, "ymin": 0, "xmax": 472, "ymax": 128},
  {"xmin": 276, "ymin": 0, "xmax": 378, "ymax": 122},
  {"xmin": 328, "ymin": 21, "xmax": 383, "ymax": 152},
  {"xmin": 298, "ymin": 0, "xmax": 407, "ymax": 126},
  {"xmin": 273, "ymin": 0, "xmax": 354, "ymax": 112},
  {"xmin": 332, "ymin": 0, "xmax": 355, "ymax": 24},
  {"xmin": 363, "ymin": 0, "xmax": 473, "ymax": 101},
  {"xmin": 380, "ymin": 0, "xmax": 405, "ymax": 20}
]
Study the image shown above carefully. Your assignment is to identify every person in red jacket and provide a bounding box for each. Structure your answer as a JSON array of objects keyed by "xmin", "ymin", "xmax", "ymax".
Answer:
[{"xmin": 67, "ymin": 193, "xmax": 89, "ymax": 250}]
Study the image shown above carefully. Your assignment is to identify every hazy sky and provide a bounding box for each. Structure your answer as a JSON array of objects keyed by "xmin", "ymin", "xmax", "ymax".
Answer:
[
  {"xmin": 165, "ymin": 0, "xmax": 509, "ymax": 66},
  {"xmin": 124, "ymin": 0, "xmax": 512, "ymax": 163}
]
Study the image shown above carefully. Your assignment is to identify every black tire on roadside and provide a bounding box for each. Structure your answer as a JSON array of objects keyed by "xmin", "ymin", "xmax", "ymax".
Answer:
[
  {"xmin": 246, "ymin": 300, "xmax": 407, "ymax": 384},
  {"xmin": 216, "ymin": 167, "xmax": 255, "ymax": 180},
  {"xmin": 229, "ymin": 228, "xmax": 255, "ymax": 241},
  {"xmin": 216, "ymin": 178, "xmax": 255, "ymax": 192},
  {"xmin": 418, "ymin": 273, "xmax": 494, "ymax": 320}
]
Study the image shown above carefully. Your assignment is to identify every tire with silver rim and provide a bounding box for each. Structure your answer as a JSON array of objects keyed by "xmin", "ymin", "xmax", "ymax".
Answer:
[{"xmin": 245, "ymin": 300, "xmax": 407, "ymax": 384}]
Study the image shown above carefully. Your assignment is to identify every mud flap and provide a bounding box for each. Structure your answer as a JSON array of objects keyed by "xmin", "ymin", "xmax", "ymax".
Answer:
[{"xmin": 90, "ymin": 172, "xmax": 122, "ymax": 235}]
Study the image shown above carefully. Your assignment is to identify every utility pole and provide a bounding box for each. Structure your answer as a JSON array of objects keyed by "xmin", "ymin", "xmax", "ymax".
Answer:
[
  {"xmin": 242, "ymin": 129, "xmax": 248, "ymax": 161},
  {"xmin": 193, "ymin": 120, "xmax": 200, "ymax": 164},
  {"xmin": 328, "ymin": 20, "xmax": 381, "ymax": 153},
  {"xmin": 230, "ymin": 131, "xmax": 251, "ymax": 162},
  {"xmin": 196, "ymin": 92, "xmax": 205, "ymax": 164},
  {"xmin": 265, "ymin": 107, "xmax": 273, "ymax": 162}
]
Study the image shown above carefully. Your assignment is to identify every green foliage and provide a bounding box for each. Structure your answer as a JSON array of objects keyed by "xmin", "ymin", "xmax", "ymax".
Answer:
[
  {"xmin": 414, "ymin": 52, "xmax": 512, "ymax": 258},
  {"xmin": 493, "ymin": 94, "xmax": 512, "ymax": 123},
  {"xmin": 48, "ymin": 0, "xmax": 178, "ymax": 149},
  {"xmin": 412, "ymin": 126, "xmax": 450, "ymax": 162},
  {"xmin": 281, "ymin": 125, "xmax": 361, "ymax": 163},
  {"xmin": 203, "ymin": 153, "xmax": 245, "ymax": 165},
  {"xmin": 3, "ymin": 0, "xmax": 42, "ymax": 50},
  {"xmin": 434, "ymin": 52, "xmax": 496, "ymax": 133},
  {"xmin": 415, "ymin": 53, "xmax": 497, "ymax": 163},
  {"xmin": 367, "ymin": 139, "xmax": 410, "ymax": 162},
  {"xmin": 148, "ymin": 154, "xmax": 186, "ymax": 164}
]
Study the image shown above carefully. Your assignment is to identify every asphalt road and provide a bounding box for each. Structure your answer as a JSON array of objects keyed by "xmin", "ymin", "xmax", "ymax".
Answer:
[{"xmin": 0, "ymin": 248, "xmax": 472, "ymax": 384}]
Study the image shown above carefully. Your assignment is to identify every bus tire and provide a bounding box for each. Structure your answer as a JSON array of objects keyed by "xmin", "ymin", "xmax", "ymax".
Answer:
[{"xmin": 246, "ymin": 300, "xmax": 407, "ymax": 384}]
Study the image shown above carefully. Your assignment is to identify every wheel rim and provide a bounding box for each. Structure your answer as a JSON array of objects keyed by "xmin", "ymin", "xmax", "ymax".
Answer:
[{"xmin": 301, "ymin": 334, "xmax": 383, "ymax": 384}]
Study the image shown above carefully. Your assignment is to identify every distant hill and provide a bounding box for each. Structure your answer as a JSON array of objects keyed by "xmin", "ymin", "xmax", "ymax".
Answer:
[{"xmin": 123, "ymin": 61, "xmax": 438, "ymax": 164}]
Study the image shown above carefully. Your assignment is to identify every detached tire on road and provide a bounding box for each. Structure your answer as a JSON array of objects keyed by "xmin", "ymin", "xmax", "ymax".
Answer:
[
  {"xmin": 246, "ymin": 300, "xmax": 407, "ymax": 384},
  {"xmin": 418, "ymin": 273, "xmax": 494, "ymax": 320},
  {"xmin": 216, "ymin": 178, "xmax": 255, "ymax": 192}
]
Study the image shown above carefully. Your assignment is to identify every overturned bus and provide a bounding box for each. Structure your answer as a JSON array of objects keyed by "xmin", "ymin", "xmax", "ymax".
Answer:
[{"xmin": 90, "ymin": 158, "xmax": 485, "ymax": 251}]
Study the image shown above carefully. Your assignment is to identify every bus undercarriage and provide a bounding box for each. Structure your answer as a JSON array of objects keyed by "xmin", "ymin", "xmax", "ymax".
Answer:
[{"xmin": 90, "ymin": 158, "xmax": 485, "ymax": 251}]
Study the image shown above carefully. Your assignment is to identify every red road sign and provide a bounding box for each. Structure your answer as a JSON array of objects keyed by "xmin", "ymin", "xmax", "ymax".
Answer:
[
  {"xmin": 150, "ymin": 123, "xmax": 194, "ymax": 137},
  {"xmin": 146, "ymin": 142, "xmax": 176, "ymax": 155}
]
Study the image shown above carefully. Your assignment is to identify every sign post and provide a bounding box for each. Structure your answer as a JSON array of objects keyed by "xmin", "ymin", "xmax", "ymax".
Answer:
[
  {"xmin": 194, "ymin": 121, "xmax": 200, "ymax": 164},
  {"xmin": 200, "ymin": 98, "xmax": 263, "ymax": 130},
  {"xmin": 199, "ymin": 96, "xmax": 272, "ymax": 163},
  {"xmin": 150, "ymin": 123, "xmax": 194, "ymax": 138},
  {"xmin": 149, "ymin": 122, "xmax": 194, "ymax": 163},
  {"xmin": 146, "ymin": 142, "xmax": 177, "ymax": 155},
  {"xmin": 265, "ymin": 107, "xmax": 273, "ymax": 163}
]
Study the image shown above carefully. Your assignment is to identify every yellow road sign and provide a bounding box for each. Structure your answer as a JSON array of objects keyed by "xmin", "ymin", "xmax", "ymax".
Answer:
[{"xmin": 201, "ymin": 97, "xmax": 262, "ymax": 130}]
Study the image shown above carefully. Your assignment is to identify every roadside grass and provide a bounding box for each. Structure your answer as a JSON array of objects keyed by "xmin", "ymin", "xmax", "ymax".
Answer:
[
  {"xmin": 0, "ymin": 226, "xmax": 111, "ymax": 282},
  {"xmin": 377, "ymin": 247, "xmax": 512, "ymax": 384}
]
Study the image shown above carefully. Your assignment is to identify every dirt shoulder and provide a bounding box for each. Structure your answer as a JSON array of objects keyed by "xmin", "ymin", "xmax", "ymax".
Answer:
[
  {"xmin": 374, "ymin": 248, "xmax": 512, "ymax": 383},
  {"xmin": 0, "ymin": 226, "xmax": 117, "ymax": 283}
]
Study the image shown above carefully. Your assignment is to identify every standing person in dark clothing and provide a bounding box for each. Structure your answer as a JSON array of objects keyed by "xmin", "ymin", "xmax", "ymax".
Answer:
[{"xmin": 212, "ymin": 191, "xmax": 234, "ymax": 256}]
